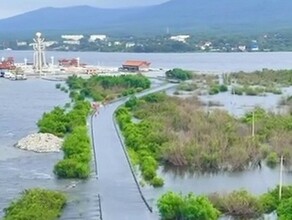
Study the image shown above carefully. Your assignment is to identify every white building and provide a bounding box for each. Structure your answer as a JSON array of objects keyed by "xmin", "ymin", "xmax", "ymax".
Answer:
[
  {"xmin": 125, "ymin": 42, "xmax": 135, "ymax": 48},
  {"xmin": 170, "ymin": 35, "xmax": 190, "ymax": 43},
  {"xmin": 63, "ymin": 40, "xmax": 80, "ymax": 45},
  {"xmin": 238, "ymin": 45, "xmax": 246, "ymax": 52},
  {"xmin": 61, "ymin": 35, "xmax": 84, "ymax": 41},
  {"xmin": 17, "ymin": 41, "xmax": 27, "ymax": 46},
  {"xmin": 89, "ymin": 35, "xmax": 107, "ymax": 42}
]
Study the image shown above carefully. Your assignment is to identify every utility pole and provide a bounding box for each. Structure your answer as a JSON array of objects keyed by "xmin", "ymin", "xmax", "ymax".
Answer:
[{"xmin": 279, "ymin": 155, "xmax": 284, "ymax": 200}]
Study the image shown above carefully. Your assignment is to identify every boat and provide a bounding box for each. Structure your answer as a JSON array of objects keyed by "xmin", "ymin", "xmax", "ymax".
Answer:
[{"xmin": 10, "ymin": 74, "xmax": 27, "ymax": 81}]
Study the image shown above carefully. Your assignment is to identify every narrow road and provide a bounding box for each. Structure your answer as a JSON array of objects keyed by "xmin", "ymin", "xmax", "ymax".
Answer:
[{"xmin": 92, "ymin": 83, "xmax": 176, "ymax": 220}]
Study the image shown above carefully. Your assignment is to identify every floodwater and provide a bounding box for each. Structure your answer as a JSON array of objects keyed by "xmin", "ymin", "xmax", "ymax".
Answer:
[
  {"xmin": 1, "ymin": 51, "xmax": 292, "ymax": 219},
  {"xmin": 0, "ymin": 79, "xmax": 101, "ymax": 219}
]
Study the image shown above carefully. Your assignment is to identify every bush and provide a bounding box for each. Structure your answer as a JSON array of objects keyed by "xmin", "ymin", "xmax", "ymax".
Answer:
[
  {"xmin": 266, "ymin": 152, "xmax": 279, "ymax": 168},
  {"xmin": 219, "ymin": 84, "xmax": 228, "ymax": 92},
  {"xmin": 232, "ymin": 86, "xmax": 243, "ymax": 95},
  {"xmin": 151, "ymin": 176, "xmax": 164, "ymax": 187},
  {"xmin": 165, "ymin": 68, "xmax": 193, "ymax": 81},
  {"xmin": 55, "ymin": 83, "xmax": 61, "ymax": 89},
  {"xmin": 54, "ymin": 159, "xmax": 90, "ymax": 179},
  {"xmin": 277, "ymin": 197, "xmax": 292, "ymax": 219},
  {"xmin": 209, "ymin": 190, "xmax": 263, "ymax": 218},
  {"xmin": 260, "ymin": 185, "xmax": 292, "ymax": 213},
  {"xmin": 54, "ymin": 126, "xmax": 91, "ymax": 179},
  {"xmin": 208, "ymin": 86, "xmax": 220, "ymax": 95},
  {"xmin": 157, "ymin": 192, "xmax": 184, "ymax": 219},
  {"xmin": 157, "ymin": 192, "xmax": 219, "ymax": 220},
  {"xmin": 37, "ymin": 107, "xmax": 69, "ymax": 137},
  {"xmin": 4, "ymin": 188, "xmax": 66, "ymax": 220}
]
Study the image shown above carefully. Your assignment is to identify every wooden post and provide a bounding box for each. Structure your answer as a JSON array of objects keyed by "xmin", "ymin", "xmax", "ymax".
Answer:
[
  {"xmin": 279, "ymin": 155, "xmax": 284, "ymax": 200},
  {"xmin": 252, "ymin": 111, "xmax": 255, "ymax": 137}
]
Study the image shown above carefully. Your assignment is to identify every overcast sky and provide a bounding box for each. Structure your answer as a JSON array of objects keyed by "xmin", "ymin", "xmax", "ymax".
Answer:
[{"xmin": 0, "ymin": 0, "xmax": 169, "ymax": 19}]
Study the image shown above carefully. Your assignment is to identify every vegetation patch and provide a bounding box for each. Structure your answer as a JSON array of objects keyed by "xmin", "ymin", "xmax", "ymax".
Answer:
[
  {"xmin": 225, "ymin": 69, "xmax": 292, "ymax": 87},
  {"xmin": 54, "ymin": 126, "xmax": 91, "ymax": 179},
  {"xmin": 165, "ymin": 68, "xmax": 193, "ymax": 81},
  {"xmin": 3, "ymin": 188, "xmax": 66, "ymax": 220},
  {"xmin": 208, "ymin": 84, "xmax": 228, "ymax": 95},
  {"xmin": 209, "ymin": 190, "xmax": 263, "ymax": 218},
  {"xmin": 157, "ymin": 191, "xmax": 219, "ymax": 220},
  {"xmin": 158, "ymin": 186, "xmax": 292, "ymax": 219},
  {"xmin": 66, "ymin": 74, "xmax": 151, "ymax": 102}
]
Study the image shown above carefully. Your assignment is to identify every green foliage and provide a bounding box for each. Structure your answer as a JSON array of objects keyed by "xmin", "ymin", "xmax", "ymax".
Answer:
[
  {"xmin": 157, "ymin": 192, "xmax": 184, "ymax": 219},
  {"xmin": 209, "ymin": 190, "xmax": 263, "ymax": 218},
  {"xmin": 37, "ymin": 107, "xmax": 69, "ymax": 137},
  {"xmin": 266, "ymin": 152, "xmax": 278, "ymax": 168},
  {"xmin": 230, "ymin": 69, "xmax": 292, "ymax": 87},
  {"xmin": 209, "ymin": 84, "xmax": 228, "ymax": 95},
  {"xmin": 177, "ymin": 83, "xmax": 198, "ymax": 91},
  {"xmin": 4, "ymin": 188, "xmax": 66, "ymax": 220},
  {"xmin": 151, "ymin": 176, "xmax": 164, "ymax": 187},
  {"xmin": 54, "ymin": 159, "xmax": 90, "ymax": 179},
  {"xmin": 277, "ymin": 197, "xmax": 292, "ymax": 220},
  {"xmin": 260, "ymin": 185, "xmax": 292, "ymax": 213},
  {"xmin": 157, "ymin": 192, "xmax": 219, "ymax": 220},
  {"xmin": 54, "ymin": 126, "xmax": 91, "ymax": 179},
  {"xmin": 125, "ymin": 96, "xmax": 139, "ymax": 110},
  {"xmin": 67, "ymin": 74, "xmax": 150, "ymax": 102},
  {"xmin": 37, "ymin": 101, "xmax": 91, "ymax": 137},
  {"xmin": 165, "ymin": 68, "xmax": 193, "ymax": 81}
]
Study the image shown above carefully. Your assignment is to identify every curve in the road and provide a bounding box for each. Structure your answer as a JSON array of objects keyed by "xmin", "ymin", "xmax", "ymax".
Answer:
[{"xmin": 91, "ymin": 83, "xmax": 176, "ymax": 220}]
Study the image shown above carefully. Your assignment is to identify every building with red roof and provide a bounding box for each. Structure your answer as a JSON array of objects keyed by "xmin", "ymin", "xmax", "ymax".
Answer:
[{"xmin": 121, "ymin": 60, "xmax": 151, "ymax": 72}]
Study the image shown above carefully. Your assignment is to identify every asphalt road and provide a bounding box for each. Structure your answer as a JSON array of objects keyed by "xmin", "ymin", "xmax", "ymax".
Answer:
[{"xmin": 91, "ymin": 83, "xmax": 176, "ymax": 220}]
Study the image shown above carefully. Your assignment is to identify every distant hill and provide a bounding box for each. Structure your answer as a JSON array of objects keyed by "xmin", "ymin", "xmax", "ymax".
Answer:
[{"xmin": 1, "ymin": 0, "xmax": 292, "ymax": 38}]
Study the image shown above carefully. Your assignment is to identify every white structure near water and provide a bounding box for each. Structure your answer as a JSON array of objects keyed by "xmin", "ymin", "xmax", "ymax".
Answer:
[{"xmin": 33, "ymin": 32, "xmax": 47, "ymax": 75}]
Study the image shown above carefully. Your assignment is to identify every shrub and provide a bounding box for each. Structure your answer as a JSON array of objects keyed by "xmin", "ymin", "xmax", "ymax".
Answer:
[
  {"xmin": 151, "ymin": 176, "xmax": 164, "ymax": 187},
  {"xmin": 157, "ymin": 192, "xmax": 219, "ymax": 220},
  {"xmin": 4, "ymin": 188, "xmax": 66, "ymax": 220},
  {"xmin": 55, "ymin": 83, "xmax": 61, "ymax": 89},
  {"xmin": 165, "ymin": 68, "xmax": 193, "ymax": 81},
  {"xmin": 208, "ymin": 86, "xmax": 219, "ymax": 95},
  {"xmin": 219, "ymin": 84, "xmax": 228, "ymax": 92},
  {"xmin": 54, "ymin": 159, "xmax": 90, "ymax": 179},
  {"xmin": 209, "ymin": 190, "xmax": 263, "ymax": 218},
  {"xmin": 266, "ymin": 152, "xmax": 279, "ymax": 168},
  {"xmin": 157, "ymin": 192, "xmax": 184, "ymax": 219},
  {"xmin": 277, "ymin": 197, "xmax": 292, "ymax": 220},
  {"xmin": 260, "ymin": 185, "xmax": 292, "ymax": 213}
]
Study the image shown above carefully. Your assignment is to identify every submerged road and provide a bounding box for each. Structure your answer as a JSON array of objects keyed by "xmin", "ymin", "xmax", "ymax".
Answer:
[{"xmin": 92, "ymin": 83, "xmax": 176, "ymax": 220}]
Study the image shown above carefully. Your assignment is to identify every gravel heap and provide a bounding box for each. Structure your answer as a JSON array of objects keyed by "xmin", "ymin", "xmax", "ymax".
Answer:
[{"xmin": 15, "ymin": 133, "xmax": 63, "ymax": 153}]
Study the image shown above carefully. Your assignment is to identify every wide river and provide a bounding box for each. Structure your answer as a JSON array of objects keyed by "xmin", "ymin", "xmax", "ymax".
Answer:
[
  {"xmin": 1, "ymin": 51, "xmax": 292, "ymax": 219},
  {"xmin": 3, "ymin": 51, "xmax": 292, "ymax": 72}
]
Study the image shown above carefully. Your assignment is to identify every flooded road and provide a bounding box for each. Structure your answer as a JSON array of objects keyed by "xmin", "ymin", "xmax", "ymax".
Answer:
[{"xmin": 92, "ymin": 83, "xmax": 177, "ymax": 220}]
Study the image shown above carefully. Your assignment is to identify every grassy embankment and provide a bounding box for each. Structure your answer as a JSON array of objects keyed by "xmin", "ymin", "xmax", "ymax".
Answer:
[{"xmin": 3, "ymin": 189, "xmax": 66, "ymax": 220}]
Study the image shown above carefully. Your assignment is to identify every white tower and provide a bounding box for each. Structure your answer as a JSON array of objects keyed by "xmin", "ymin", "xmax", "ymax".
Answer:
[{"xmin": 33, "ymin": 32, "xmax": 47, "ymax": 75}]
